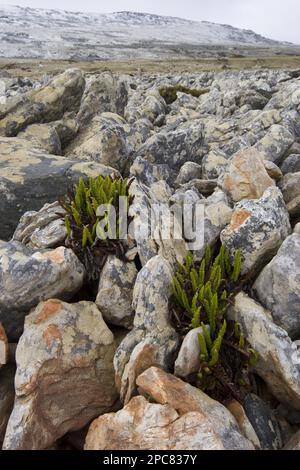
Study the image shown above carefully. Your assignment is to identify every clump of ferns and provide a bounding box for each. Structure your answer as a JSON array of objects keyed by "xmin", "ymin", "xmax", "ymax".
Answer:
[
  {"xmin": 171, "ymin": 245, "xmax": 259, "ymax": 404},
  {"xmin": 59, "ymin": 175, "xmax": 134, "ymax": 281}
]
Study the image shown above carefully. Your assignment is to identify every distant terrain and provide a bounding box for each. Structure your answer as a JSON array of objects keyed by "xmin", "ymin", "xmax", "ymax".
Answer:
[{"xmin": 0, "ymin": 5, "xmax": 299, "ymax": 61}]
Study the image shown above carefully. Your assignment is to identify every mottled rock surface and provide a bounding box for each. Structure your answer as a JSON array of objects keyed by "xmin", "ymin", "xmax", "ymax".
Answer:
[
  {"xmin": 0, "ymin": 242, "xmax": 84, "ymax": 340},
  {"xmin": 3, "ymin": 300, "xmax": 118, "ymax": 450}
]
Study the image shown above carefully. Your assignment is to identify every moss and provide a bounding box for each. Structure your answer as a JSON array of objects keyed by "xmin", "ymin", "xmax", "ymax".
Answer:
[{"xmin": 159, "ymin": 84, "xmax": 209, "ymax": 104}]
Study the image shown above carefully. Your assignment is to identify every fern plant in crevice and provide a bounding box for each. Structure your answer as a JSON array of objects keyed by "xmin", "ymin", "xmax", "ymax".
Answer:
[
  {"xmin": 59, "ymin": 175, "xmax": 134, "ymax": 281},
  {"xmin": 171, "ymin": 245, "xmax": 259, "ymax": 404}
]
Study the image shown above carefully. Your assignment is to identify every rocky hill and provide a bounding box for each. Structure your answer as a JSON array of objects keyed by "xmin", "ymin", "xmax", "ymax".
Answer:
[{"xmin": 0, "ymin": 5, "xmax": 293, "ymax": 60}]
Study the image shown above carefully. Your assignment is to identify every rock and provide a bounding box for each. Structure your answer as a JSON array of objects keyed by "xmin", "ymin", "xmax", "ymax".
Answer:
[
  {"xmin": 227, "ymin": 400, "xmax": 261, "ymax": 449},
  {"xmin": 222, "ymin": 147, "xmax": 275, "ymax": 202},
  {"xmin": 281, "ymin": 154, "xmax": 300, "ymax": 174},
  {"xmin": 130, "ymin": 156, "xmax": 174, "ymax": 186},
  {"xmin": 18, "ymin": 124, "xmax": 62, "ymax": 155},
  {"xmin": 202, "ymin": 149, "xmax": 229, "ymax": 180},
  {"xmin": 64, "ymin": 113, "xmax": 131, "ymax": 173},
  {"xmin": 52, "ymin": 115, "xmax": 79, "ymax": 149},
  {"xmin": 0, "ymin": 365, "xmax": 15, "ymax": 445},
  {"xmin": 228, "ymin": 292, "xmax": 300, "ymax": 410},
  {"xmin": 278, "ymin": 172, "xmax": 300, "ymax": 217},
  {"xmin": 13, "ymin": 201, "xmax": 67, "ymax": 249},
  {"xmin": 0, "ymin": 69, "xmax": 85, "ymax": 136},
  {"xmin": 243, "ymin": 394, "xmax": 282, "ymax": 450},
  {"xmin": 114, "ymin": 256, "xmax": 180, "ymax": 404},
  {"xmin": 128, "ymin": 179, "xmax": 187, "ymax": 266},
  {"xmin": 77, "ymin": 73, "xmax": 129, "ymax": 126},
  {"xmin": 284, "ymin": 430, "xmax": 300, "ymax": 450},
  {"xmin": 136, "ymin": 367, "xmax": 254, "ymax": 450},
  {"xmin": 136, "ymin": 119, "xmax": 205, "ymax": 172},
  {"xmin": 175, "ymin": 161, "xmax": 202, "ymax": 186},
  {"xmin": 174, "ymin": 326, "xmax": 208, "ymax": 379},
  {"xmin": 3, "ymin": 300, "xmax": 118, "ymax": 450},
  {"xmin": 221, "ymin": 187, "xmax": 291, "ymax": 275},
  {"xmin": 127, "ymin": 118, "xmax": 153, "ymax": 152},
  {"xmin": 85, "ymin": 394, "xmax": 253, "ymax": 451},
  {"xmin": 0, "ymin": 242, "xmax": 85, "ymax": 341},
  {"xmin": 263, "ymin": 160, "xmax": 283, "ymax": 181},
  {"xmin": 125, "ymin": 89, "xmax": 166, "ymax": 124},
  {"xmin": 0, "ymin": 137, "xmax": 119, "ymax": 240},
  {"xmin": 254, "ymin": 125, "xmax": 294, "ymax": 164},
  {"xmin": 0, "ymin": 323, "xmax": 8, "ymax": 367},
  {"xmin": 253, "ymin": 233, "xmax": 300, "ymax": 338},
  {"xmin": 179, "ymin": 178, "xmax": 218, "ymax": 196},
  {"xmin": 96, "ymin": 255, "xmax": 138, "ymax": 329}
]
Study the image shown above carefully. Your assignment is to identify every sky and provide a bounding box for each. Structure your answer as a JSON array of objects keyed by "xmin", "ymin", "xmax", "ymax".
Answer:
[{"xmin": 2, "ymin": 0, "xmax": 300, "ymax": 44}]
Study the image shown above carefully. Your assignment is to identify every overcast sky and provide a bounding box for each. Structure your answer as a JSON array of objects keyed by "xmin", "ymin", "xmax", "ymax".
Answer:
[{"xmin": 2, "ymin": 0, "xmax": 300, "ymax": 44}]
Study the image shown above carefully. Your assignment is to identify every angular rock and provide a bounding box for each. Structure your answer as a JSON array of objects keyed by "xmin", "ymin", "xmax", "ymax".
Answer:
[
  {"xmin": 136, "ymin": 119, "xmax": 205, "ymax": 172},
  {"xmin": 253, "ymin": 233, "xmax": 300, "ymax": 338},
  {"xmin": 222, "ymin": 147, "xmax": 275, "ymax": 202},
  {"xmin": 65, "ymin": 113, "xmax": 131, "ymax": 173},
  {"xmin": 130, "ymin": 156, "xmax": 174, "ymax": 187},
  {"xmin": 278, "ymin": 172, "xmax": 300, "ymax": 217},
  {"xmin": 3, "ymin": 300, "xmax": 118, "ymax": 450},
  {"xmin": 125, "ymin": 89, "xmax": 166, "ymax": 124},
  {"xmin": 228, "ymin": 292, "xmax": 300, "ymax": 410},
  {"xmin": 136, "ymin": 367, "xmax": 254, "ymax": 450},
  {"xmin": 0, "ymin": 323, "xmax": 8, "ymax": 367},
  {"xmin": 254, "ymin": 124, "xmax": 294, "ymax": 164},
  {"xmin": 202, "ymin": 149, "xmax": 229, "ymax": 180},
  {"xmin": 243, "ymin": 394, "xmax": 282, "ymax": 450},
  {"xmin": 13, "ymin": 201, "xmax": 67, "ymax": 249},
  {"xmin": 96, "ymin": 255, "xmax": 138, "ymax": 329},
  {"xmin": 18, "ymin": 123, "xmax": 62, "ymax": 155},
  {"xmin": 0, "ymin": 137, "xmax": 118, "ymax": 239},
  {"xmin": 281, "ymin": 154, "xmax": 300, "ymax": 175},
  {"xmin": 77, "ymin": 72, "xmax": 129, "ymax": 126},
  {"xmin": 221, "ymin": 187, "xmax": 291, "ymax": 275},
  {"xmin": 263, "ymin": 160, "xmax": 283, "ymax": 181},
  {"xmin": 0, "ymin": 69, "xmax": 85, "ymax": 137},
  {"xmin": 85, "ymin": 395, "xmax": 250, "ymax": 451},
  {"xmin": 226, "ymin": 400, "xmax": 261, "ymax": 449},
  {"xmin": 0, "ymin": 365, "xmax": 15, "ymax": 445},
  {"xmin": 0, "ymin": 242, "xmax": 85, "ymax": 341},
  {"xmin": 175, "ymin": 161, "xmax": 202, "ymax": 186},
  {"xmin": 114, "ymin": 256, "xmax": 180, "ymax": 404}
]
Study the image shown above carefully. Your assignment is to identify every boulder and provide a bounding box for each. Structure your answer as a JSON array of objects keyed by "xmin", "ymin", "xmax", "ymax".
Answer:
[
  {"xmin": 226, "ymin": 400, "xmax": 261, "ymax": 449},
  {"xmin": 174, "ymin": 326, "xmax": 208, "ymax": 379},
  {"xmin": 228, "ymin": 292, "xmax": 300, "ymax": 410},
  {"xmin": 254, "ymin": 125, "xmax": 294, "ymax": 164},
  {"xmin": 3, "ymin": 300, "xmax": 118, "ymax": 450},
  {"xmin": 77, "ymin": 72, "xmax": 129, "ymax": 126},
  {"xmin": 114, "ymin": 256, "xmax": 180, "ymax": 404},
  {"xmin": 13, "ymin": 201, "xmax": 67, "ymax": 249},
  {"xmin": 202, "ymin": 149, "xmax": 229, "ymax": 180},
  {"xmin": 125, "ymin": 89, "xmax": 166, "ymax": 124},
  {"xmin": 222, "ymin": 147, "xmax": 275, "ymax": 202},
  {"xmin": 253, "ymin": 233, "xmax": 300, "ymax": 338},
  {"xmin": 136, "ymin": 367, "xmax": 254, "ymax": 450},
  {"xmin": 278, "ymin": 172, "xmax": 300, "ymax": 217},
  {"xmin": 221, "ymin": 187, "xmax": 291, "ymax": 275},
  {"xmin": 85, "ymin": 394, "xmax": 252, "ymax": 451},
  {"xmin": 18, "ymin": 123, "xmax": 62, "ymax": 155},
  {"xmin": 64, "ymin": 113, "xmax": 131, "ymax": 173},
  {"xmin": 0, "ymin": 242, "xmax": 85, "ymax": 341},
  {"xmin": 0, "ymin": 69, "xmax": 85, "ymax": 136},
  {"xmin": 96, "ymin": 255, "xmax": 138, "ymax": 329},
  {"xmin": 0, "ymin": 137, "xmax": 118, "ymax": 239},
  {"xmin": 281, "ymin": 154, "xmax": 300, "ymax": 175},
  {"xmin": 175, "ymin": 161, "xmax": 202, "ymax": 186}
]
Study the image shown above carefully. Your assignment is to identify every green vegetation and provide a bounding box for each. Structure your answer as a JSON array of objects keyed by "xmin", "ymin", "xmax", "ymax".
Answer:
[
  {"xmin": 60, "ymin": 175, "xmax": 133, "ymax": 280},
  {"xmin": 159, "ymin": 84, "xmax": 209, "ymax": 104},
  {"xmin": 171, "ymin": 245, "xmax": 258, "ymax": 403}
]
